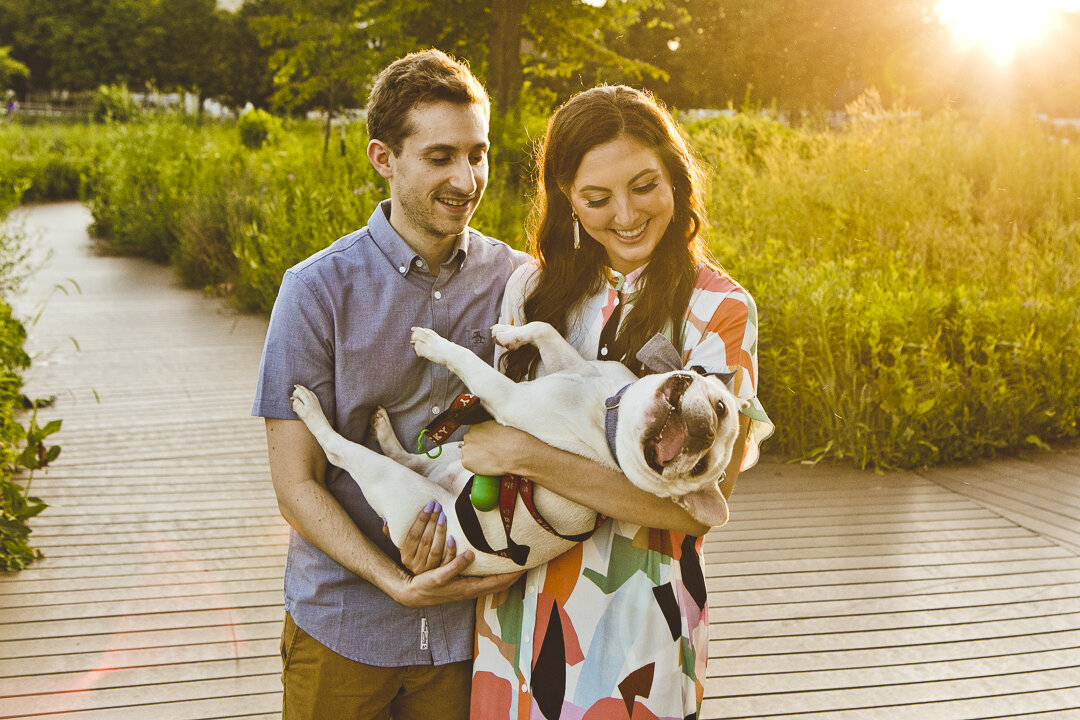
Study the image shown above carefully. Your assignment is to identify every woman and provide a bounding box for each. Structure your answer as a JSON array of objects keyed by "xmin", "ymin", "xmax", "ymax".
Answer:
[{"xmin": 459, "ymin": 86, "xmax": 774, "ymax": 719}]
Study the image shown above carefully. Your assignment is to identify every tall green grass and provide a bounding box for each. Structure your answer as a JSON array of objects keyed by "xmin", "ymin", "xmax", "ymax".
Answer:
[
  {"xmin": 693, "ymin": 111, "xmax": 1080, "ymax": 467},
  {"xmin": 1, "ymin": 111, "xmax": 1077, "ymax": 470}
]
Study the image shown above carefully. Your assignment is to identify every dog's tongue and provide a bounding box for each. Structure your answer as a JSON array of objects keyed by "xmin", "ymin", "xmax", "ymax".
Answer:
[{"xmin": 656, "ymin": 414, "xmax": 688, "ymax": 465}]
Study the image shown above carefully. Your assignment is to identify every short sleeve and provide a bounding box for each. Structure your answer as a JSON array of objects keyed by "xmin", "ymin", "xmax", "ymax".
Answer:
[
  {"xmin": 251, "ymin": 270, "xmax": 336, "ymax": 421},
  {"xmin": 681, "ymin": 267, "xmax": 774, "ymax": 470}
]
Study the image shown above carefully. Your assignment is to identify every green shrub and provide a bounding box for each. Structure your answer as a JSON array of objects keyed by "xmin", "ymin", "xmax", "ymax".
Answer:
[
  {"xmin": 92, "ymin": 84, "xmax": 141, "ymax": 123},
  {"xmin": 0, "ymin": 124, "xmax": 97, "ymax": 203},
  {"xmin": 0, "ymin": 218, "xmax": 59, "ymax": 572},
  {"xmin": 697, "ymin": 111, "xmax": 1080, "ymax": 467},
  {"xmin": 237, "ymin": 108, "xmax": 281, "ymax": 150}
]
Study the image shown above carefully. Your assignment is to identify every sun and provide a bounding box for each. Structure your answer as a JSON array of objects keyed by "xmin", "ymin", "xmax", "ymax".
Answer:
[{"xmin": 936, "ymin": 0, "xmax": 1077, "ymax": 64}]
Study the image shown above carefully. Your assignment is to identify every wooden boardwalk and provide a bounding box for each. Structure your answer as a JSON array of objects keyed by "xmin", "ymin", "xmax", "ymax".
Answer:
[{"xmin": 2, "ymin": 202, "xmax": 1079, "ymax": 719}]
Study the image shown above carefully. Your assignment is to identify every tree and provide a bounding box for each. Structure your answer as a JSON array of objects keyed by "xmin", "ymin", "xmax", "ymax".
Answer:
[
  {"xmin": 0, "ymin": 45, "xmax": 27, "ymax": 90},
  {"xmin": 254, "ymin": 0, "xmax": 376, "ymax": 155},
  {"xmin": 215, "ymin": 3, "xmax": 277, "ymax": 109},
  {"xmin": 619, "ymin": 0, "xmax": 946, "ymax": 112},
  {"xmin": 0, "ymin": 0, "xmax": 151, "ymax": 94},
  {"xmin": 139, "ymin": 0, "xmax": 225, "ymax": 110}
]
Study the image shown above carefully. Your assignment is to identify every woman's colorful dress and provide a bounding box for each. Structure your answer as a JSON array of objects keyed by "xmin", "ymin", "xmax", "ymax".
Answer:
[{"xmin": 471, "ymin": 262, "xmax": 774, "ymax": 720}]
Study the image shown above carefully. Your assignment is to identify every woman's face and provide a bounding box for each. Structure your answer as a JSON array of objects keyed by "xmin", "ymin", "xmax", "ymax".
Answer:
[{"xmin": 568, "ymin": 134, "xmax": 675, "ymax": 275}]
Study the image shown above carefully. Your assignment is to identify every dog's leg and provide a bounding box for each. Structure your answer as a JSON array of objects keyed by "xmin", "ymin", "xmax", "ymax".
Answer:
[
  {"xmin": 371, "ymin": 406, "xmax": 465, "ymax": 494},
  {"xmin": 370, "ymin": 406, "xmax": 445, "ymax": 474},
  {"xmin": 412, "ymin": 327, "xmax": 518, "ymax": 402},
  {"xmin": 290, "ymin": 385, "xmax": 460, "ymax": 532},
  {"xmin": 492, "ymin": 322, "xmax": 590, "ymax": 374},
  {"xmin": 290, "ymin": 385, "xmax": 360, "ymax": 471}
]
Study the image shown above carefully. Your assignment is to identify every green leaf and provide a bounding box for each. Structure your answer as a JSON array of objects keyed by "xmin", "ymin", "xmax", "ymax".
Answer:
[{"xmin": 1025, "ymin": 435, "xmax": 1052, "ymax": 451}]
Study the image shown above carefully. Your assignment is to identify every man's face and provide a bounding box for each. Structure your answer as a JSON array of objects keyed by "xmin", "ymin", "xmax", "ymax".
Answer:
[{"xmin": 384, "ymin": 100, "xmax": 489, "ymax": 251}]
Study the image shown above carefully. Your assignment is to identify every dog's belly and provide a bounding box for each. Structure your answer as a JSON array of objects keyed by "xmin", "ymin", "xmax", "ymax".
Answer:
[
  {"xmin": 463, "ymin": 484, "xmax": 598, "ymax": 575},
  {"xmin": 405, "ymin": 466, "xmax": 598, "ymax": 576}
]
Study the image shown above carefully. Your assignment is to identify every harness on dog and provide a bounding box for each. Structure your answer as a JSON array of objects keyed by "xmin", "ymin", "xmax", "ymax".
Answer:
[{"xmin": 421, "ymin": 393, "xmax": 604, "ymax": 567}]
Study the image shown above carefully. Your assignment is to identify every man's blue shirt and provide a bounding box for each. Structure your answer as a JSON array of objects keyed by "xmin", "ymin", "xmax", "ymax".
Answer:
[{"xmin": 253, "ymin": 200, "xmax": 527, "ymax": 665}]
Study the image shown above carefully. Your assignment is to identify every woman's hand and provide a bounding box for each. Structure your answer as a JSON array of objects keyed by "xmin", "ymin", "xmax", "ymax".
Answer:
[
  {"xmin": 461, "ymin": 422, "xmax": 535, "ymax": 477},
  {"xmin": 386, "ymin": 501, "xmax": 457, "ymax": 575}
]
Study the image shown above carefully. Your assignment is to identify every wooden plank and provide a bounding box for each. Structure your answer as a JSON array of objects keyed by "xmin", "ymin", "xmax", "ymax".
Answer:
[
  {"xmin": 0, "ymin": 638, "xmax": 279, "ymax": 678},
  {"xmin": 0, "ymin": 590, "xmax": 283, "ymax": 623},
  {"xmin": 702, "ymin": 684, "xmax": 1080, "ymax": 720},
  {"xmin": 0, "ymin": 675, "xmax": 280, "ymax": 719},
  {"xmin": 0, "ymin": 578, "xmax": 283, "ymax": 610},
  {"xmin": 0, "ymin": 621, "xmax": 283, "ymax": 660},
  {"xmin": 709, "ymin": 629, "xmax": 1080, "ymax": 672}
]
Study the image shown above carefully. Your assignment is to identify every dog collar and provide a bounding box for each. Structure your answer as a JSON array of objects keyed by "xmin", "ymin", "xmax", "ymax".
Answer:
[{"xmin": 604, "ymin": 383, "xmax": 631, "ymax": 469}]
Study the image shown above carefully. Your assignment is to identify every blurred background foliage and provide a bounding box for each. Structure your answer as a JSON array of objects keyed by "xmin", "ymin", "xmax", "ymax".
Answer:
[{"xmin": 0, "ymin": 0, "xmax": 1078, "ymax": 474}]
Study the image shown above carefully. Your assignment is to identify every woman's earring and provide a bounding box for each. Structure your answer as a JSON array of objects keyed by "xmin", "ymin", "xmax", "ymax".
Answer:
[{"xmin": 572, "ymin": 211, "xmax": 581, "ymax": 250}]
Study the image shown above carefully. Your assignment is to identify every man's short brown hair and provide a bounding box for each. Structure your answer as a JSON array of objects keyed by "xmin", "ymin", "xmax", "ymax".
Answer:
[{"xmin": 366, "ymin": 49, "xmax": 489, "ymax": 154}]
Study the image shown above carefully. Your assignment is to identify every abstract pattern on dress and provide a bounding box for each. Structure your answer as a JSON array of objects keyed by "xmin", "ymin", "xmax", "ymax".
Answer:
[{"xmin": 471, "ymin": 262, "xmax": 773, "ymax": 719}]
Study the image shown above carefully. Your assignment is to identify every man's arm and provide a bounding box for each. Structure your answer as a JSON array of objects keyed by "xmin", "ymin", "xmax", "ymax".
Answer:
[
  {"xmin": 461, "ymin": 415, "xmax": 751, "ymax": 536},
  {"xmin": 265, "ymin": 418, "xmax": 520, "ymax": 608}
]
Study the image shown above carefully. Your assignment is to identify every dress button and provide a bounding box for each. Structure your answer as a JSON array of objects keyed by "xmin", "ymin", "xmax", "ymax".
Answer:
[
  {"xmin": 434, "ymin": 291, "xmax": 443, "ymax": 300},
  {"xmin": 415, "ymin": 259, "xmax": 424, "ymax": 268},
  {"xmin": 521, "ymin": 682, "xmax": 529, "ymax": 693},
  {"xmin": 431, "ymin": 406, "xmax": 441, "ymax": 415},
  {"xmin": 398, "ymin": 265, "xmax": 406, "ymax": 274}
]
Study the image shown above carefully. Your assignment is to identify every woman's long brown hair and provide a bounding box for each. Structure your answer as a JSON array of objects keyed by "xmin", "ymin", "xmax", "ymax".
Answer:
[{"xmin": 503, "ymin": 86, "xmax": 712, "ymax": 381}]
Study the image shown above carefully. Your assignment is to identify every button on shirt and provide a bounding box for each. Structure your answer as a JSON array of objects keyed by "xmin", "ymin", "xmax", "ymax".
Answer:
[{"xmin": 252, "ymin": 200, "xmax": 527, "ymax": 666}]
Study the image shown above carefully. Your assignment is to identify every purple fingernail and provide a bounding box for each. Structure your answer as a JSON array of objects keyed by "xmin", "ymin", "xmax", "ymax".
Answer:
[
  {"xmin": 448, "ymin": 536, "xmax": 456, "ymax": 548},
  {"xmin": 424, "ymin": 501, "xmax": 434, "ymax": 513},
  {"xmin": 434, "ymin": 501, "xmax": 442, "ymax": 514},
  {"xmin": 438, "ymin": 511, "xmax": 446, "ymax": 526}
]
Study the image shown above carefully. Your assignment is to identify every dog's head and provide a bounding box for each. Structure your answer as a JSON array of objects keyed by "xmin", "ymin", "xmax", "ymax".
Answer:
[{"xmin": 611, "ymin": 370, "xmax": 747, "ymax": 527}]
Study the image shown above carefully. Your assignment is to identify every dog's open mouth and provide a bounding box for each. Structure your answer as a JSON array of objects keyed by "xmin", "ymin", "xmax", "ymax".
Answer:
[{"xmin": 644, "ymin": 374, "xmax": 692, "ymax": 473}]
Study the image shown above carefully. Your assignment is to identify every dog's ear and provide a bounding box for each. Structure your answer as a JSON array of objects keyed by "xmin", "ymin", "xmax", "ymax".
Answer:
[{"xmin": 674, "ymin": 484, "xmax": 729, "ymax": 527}]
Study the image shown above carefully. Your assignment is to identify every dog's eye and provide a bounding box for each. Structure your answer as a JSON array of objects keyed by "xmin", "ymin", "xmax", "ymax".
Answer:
[{"xmin": 715, "ymin": 401, "xmax": 727, "ymax": 418}]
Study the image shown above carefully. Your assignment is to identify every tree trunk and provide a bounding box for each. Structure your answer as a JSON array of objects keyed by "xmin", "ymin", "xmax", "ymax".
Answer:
[{"xmin": 488, "ymin": 0, "xmax": 525, "ymax": 114}]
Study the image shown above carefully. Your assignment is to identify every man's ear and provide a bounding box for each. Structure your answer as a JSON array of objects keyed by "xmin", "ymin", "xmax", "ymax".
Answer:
[{"xmin": 367, "ymin": 139, "xmax": 393, "ymax": 180}]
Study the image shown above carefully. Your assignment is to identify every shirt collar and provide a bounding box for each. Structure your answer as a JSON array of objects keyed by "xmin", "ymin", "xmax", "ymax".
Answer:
[
  {"xmin": 368, "ymin": 199, "xmax": 469, "ymax": 276},
  {"xmin": 604, "ymin": 263, "xmax": 648, "ymax": 294}
]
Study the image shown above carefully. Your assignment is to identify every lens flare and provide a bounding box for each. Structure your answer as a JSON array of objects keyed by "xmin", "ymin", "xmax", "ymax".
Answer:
[{"xmin": 936, "ymin": 0, "xmax": 1078, "ymax": 64}]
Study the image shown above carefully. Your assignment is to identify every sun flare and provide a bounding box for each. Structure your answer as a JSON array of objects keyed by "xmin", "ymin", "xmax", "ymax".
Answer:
[{"xmin": 936, "ymin": 0, "xmax": 1077, "ymax": 64}]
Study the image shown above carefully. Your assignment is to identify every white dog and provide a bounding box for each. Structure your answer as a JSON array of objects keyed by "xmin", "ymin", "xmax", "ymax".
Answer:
[{"xmin": 289, "ymin": 322, "xmax": 747, "ymax": 575}]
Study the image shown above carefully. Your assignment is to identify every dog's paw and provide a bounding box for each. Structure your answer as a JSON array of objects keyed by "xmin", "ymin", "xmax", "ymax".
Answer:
[
  {"xmin": 491, "ymin": 323, "xmax": 529, "ymax": 350},
  {"xmin": 370, "ymin": 406, "xmax": 392, "ymax": 432},
  {"xmin": 410, "ymin": 326, "xmax": 448, "ymax": 362},
  {"xmin": 290, "ymin": 385, "xmax": 320, "ymax": 421}
]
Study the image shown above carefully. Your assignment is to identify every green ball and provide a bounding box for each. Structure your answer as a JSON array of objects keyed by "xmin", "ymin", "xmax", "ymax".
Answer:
[{"xmin": 470, "ymin": 475, "xmax": 501, "ymax": 511}]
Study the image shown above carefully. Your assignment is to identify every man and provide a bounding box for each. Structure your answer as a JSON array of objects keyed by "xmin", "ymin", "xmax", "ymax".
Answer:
[{"xmin": 252, "ymin": 49, "xmax": 527, "ymax": 719}]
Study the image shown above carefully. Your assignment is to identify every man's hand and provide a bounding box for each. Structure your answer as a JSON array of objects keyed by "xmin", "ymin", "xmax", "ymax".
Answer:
[
  {"xmin": 393, "ymin": 550, "xmax": 523, "ymax": 609},
  {"xmin": 387, "ymin": 501, "xmax": 456, "ymax": 574}
]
